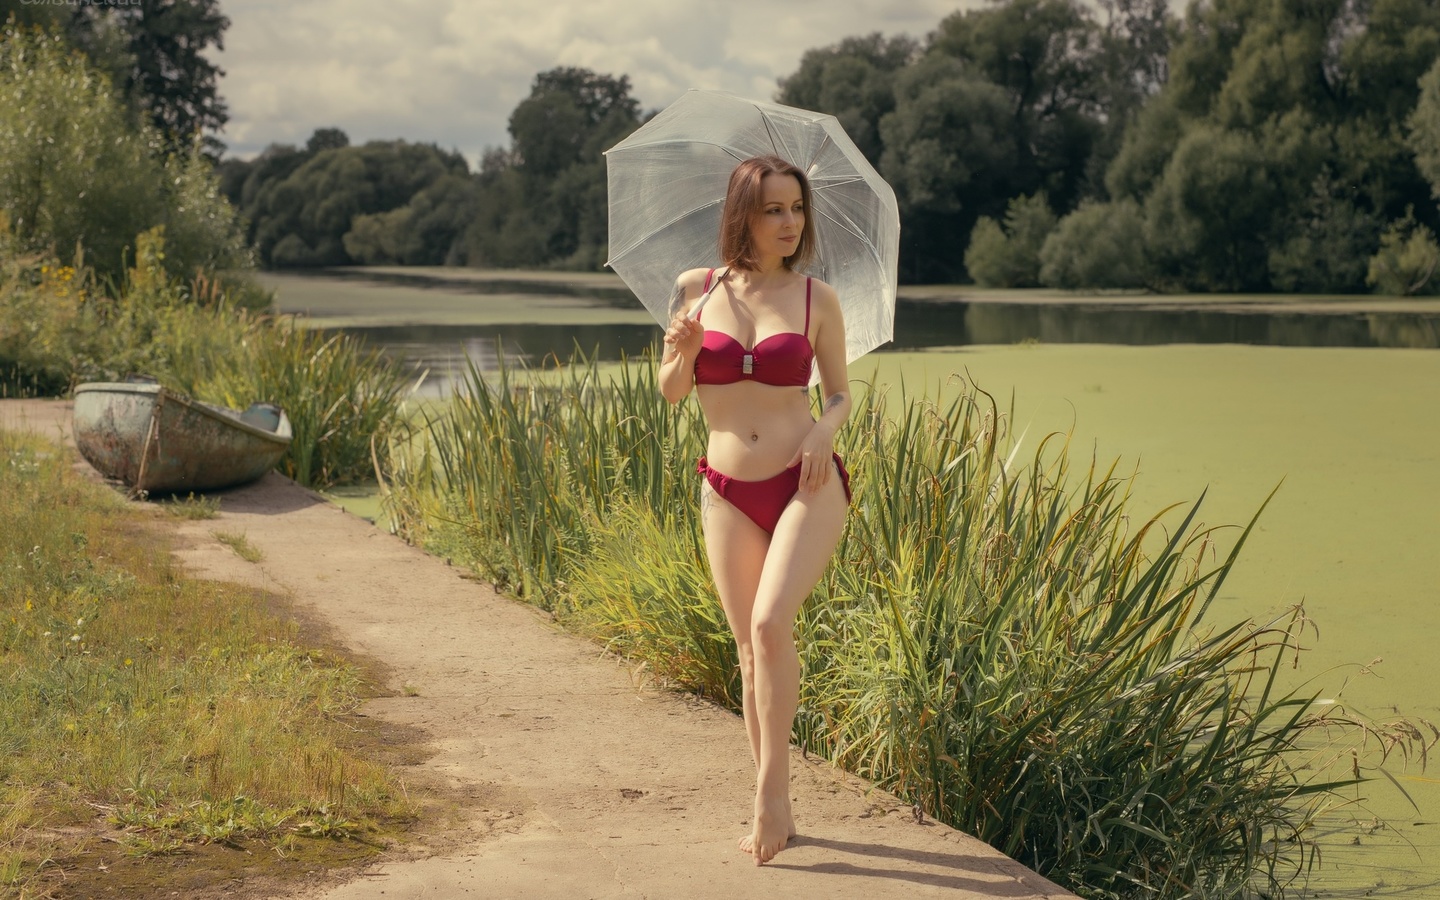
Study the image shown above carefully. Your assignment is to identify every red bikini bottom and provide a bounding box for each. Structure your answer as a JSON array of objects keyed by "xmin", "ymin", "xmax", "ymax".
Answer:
[{"xmin": 696, "ymin": 454, "xmax": 852, "ymax": 535}]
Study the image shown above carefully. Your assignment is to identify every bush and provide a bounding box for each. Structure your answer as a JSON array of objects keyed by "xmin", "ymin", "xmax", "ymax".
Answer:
[
  {"xmin": 0, "ymin": 23, "xmax": 250, "ymax": 285},
  {"xmin": 0, "ymin": 222, "xmax": 403, "ymax": 487},
  {"xmin": 963, "ymin": 193, "xmax": 1056, "ymax": 287},
  {"xmin": 1366, "ymin": 209, "xmax": 1440, "ymax": 296},
  {"xmin": 1408, "ymin": 59, "xmax": 1440, "ymax": 202},
  {"xmin": 1267, "ymin": 175, "xmax": 1380, "ymax": 293},
  {"xmin": 1141, "ymin": 126, "xmax": 1278, "ymax": 292},
  {"xmin": 1038, "ymin": 199, "xmax": 1150, "ymax": 289}
]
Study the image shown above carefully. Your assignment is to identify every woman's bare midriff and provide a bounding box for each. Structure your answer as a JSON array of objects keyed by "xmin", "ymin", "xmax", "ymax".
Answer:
[{"xmin": 696, "ymin": 381, "xmax": 815, "ymax": 478}]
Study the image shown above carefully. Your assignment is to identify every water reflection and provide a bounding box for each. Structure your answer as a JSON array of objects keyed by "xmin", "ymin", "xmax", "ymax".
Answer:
[
  {"xmin": 947, "ymin": 302, "xmax": 1440, "ymax": 349},
  {"xmin": 338, "ymin": 299, "xmax": 1440, "ymax": 396},
  {"xmin": 349, "ymin": 322, "xmax": 657, "ymax": 396},
  {"xmin": 309, "ymin": 267, "xmax": 640, "ymax": 306}
]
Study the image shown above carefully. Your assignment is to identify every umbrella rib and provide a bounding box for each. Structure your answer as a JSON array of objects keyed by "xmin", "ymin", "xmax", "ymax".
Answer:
[
  {"xmin": 609, "ymin": 137, "xmax": 751, "ymax": 158},
  {"xmin": 609, "ymin": 198, "xmax": 725, "ymax": 260},
  {"xmin": 814, "ymin": 205, "xmax": 868, "ymax": 244},
  {"xmin": 760, "ymin": 111, "xmax": 783, "ymax": 157},
  {"xmin": 805, "ymin": 132, "xmax": 835, "ymax": 172},
  {"xmin": 813, "ymin": 206, "xmax": 893, "ymax": 306},
  {"xmin": 811, "ymin": 175, "xmax": 868, "ymax": 191}
]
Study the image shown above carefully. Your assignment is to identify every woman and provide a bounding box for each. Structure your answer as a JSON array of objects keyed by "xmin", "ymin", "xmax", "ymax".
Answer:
[{"xmin": 658, "ymin": 155, "xmax": 852, "ymax": 866}]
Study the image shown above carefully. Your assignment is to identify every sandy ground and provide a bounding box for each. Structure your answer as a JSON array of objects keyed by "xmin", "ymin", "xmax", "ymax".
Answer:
[{"xmin": 2, "ymin": 398, "xmax": 1072, "ymax": 900}]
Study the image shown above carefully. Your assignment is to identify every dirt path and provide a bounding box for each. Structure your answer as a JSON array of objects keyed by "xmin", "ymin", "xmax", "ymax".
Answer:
[{"xmin": 2, "ymin": 399, "xmax": 1072, "ymax": 900}]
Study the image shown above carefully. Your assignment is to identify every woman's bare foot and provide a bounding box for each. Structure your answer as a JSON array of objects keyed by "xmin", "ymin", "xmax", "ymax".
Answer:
[
  {"xmin": 747, "ymin": 792, "xmax": 792, "ymax": 865},
  {"xmin": 737, "ymin": 794, "xmax": 796, "ymax": 854}
]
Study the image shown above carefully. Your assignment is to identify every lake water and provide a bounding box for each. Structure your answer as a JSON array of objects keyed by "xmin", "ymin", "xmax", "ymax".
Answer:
[
  {"xmin": 263, "ymin": 270, "xmax": 1440, "ymax": 896},
  {"xmin": 262, "ymin": 269, "xmax": 1440, "ymax": 398}
]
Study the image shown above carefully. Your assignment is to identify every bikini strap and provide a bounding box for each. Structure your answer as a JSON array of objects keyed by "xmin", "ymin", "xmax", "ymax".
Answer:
[
  {"xmin": 803, "ymin": 277, "xmax": 812, "ymax": 337},
  {"xmin": 697, "ymin": 268, "xmax": 715, "ymax": 321}
]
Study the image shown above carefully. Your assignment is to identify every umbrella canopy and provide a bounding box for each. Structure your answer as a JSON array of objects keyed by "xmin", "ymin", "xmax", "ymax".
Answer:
[{"xmin": 604, "ymin": 89, "xmax": 900, "ymax": 365}]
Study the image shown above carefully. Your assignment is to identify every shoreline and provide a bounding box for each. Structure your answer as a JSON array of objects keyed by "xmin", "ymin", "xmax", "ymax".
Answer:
[
  {"xmin": 260, "ymin": 267, "xmax": 1440, "ymax": 351},
  {"xmin": 271, "ymin": 265, "xmax": 1440, "ymax": 316}
]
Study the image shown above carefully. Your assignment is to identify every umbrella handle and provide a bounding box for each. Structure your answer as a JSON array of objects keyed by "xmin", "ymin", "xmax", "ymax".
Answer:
[{"xmin": 687, "ymin": 266, "xmax": 729, "ymax": 319}]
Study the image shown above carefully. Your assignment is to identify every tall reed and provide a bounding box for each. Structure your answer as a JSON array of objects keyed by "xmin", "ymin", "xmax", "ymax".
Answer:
[
  {"xmin": 196, "ymin": 321, "xmax": 409, "ymax": 487},
  {"xmin": 384, "ymin": 349, "xmax": 1432, "ymax": 898},
  {"xmin": 385, "ymin": 347, "xmax": 705, "ymax": 599}
]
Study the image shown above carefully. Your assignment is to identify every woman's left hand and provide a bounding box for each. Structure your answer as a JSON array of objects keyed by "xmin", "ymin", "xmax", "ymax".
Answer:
[{"xmin": 787, "ymin": 423, "xmax": 836, "ymax": 494}]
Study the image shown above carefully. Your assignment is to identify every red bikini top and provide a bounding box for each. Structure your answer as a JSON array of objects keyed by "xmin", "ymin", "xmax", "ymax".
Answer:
[{"xmin": 693, "ymin": 269, "xmax": 814, "ymax": 388}]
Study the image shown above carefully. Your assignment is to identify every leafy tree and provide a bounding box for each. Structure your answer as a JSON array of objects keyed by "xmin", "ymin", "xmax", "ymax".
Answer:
[
  {"xmin": 3, "ymin": 0, "xmax": 230, "ymax": 157},
  {"xmin": 1102, "ymin": 0, "xmax": 1440, "ymax": 291},
  {"xmin": 508, "ymin": 67, "xmax": 640, "ymax": 179},
  {"xmin": 878, "ymin": 55, "xmax": 1017, "ymax": 281},
  {"xmin": 1096, "ymin": 0, "xmax": 1171, "ymax": 99},
  {"xmin": 1039, "ymin": 198, "xmax": 1149, "ymax": 289},
  {"xmin": 963, "ymin": 193, "xmax": 1057, "ymax": 288},
  {"xmin": 252, "ymin": 140, "xmax": 469, "ymax": 267},
  {"xmin": 342, "ymin": 208, "xmax": 410, "ymax": 266},
  {"xmin": 773, "ymin": 1, "xmax": 1176, "ymax": 283},
  {"xmin": 0, "ymin": 2, "xmax": 66, "ymax": 31},
  {"xmin": 0, "ymin": 23, "xmax": 246, "ymax": 283},
  {"xmin": 1409, "ymin": 59, "xmax": 1440, "ymax": 202},
  {"xmin": 1341, "ymin": 0, "xmax": 1440, "ymax": 127},
  {"xmin": 1367, "ymin": 208, "xmax": 1440, "ymax": 295},
  {"xmin": 1105, "ymin": 89, "xmax": 1188, "ymax": 201},
  {"xmin": 109, "ymin": 1, "xmax": 229, "ymax": 155},
  {"xmin": 462, "ymin": 66, "xmax": 642, "ymax": 269},
  {"xmin": 1086, "ymin": 0, "xmax": 1175, "ymax": 192},
  {"xmin": 929, "ymin": 0, "xmax": 1103, "ymax": 213},
  {"xmin": 1268, "ymin": 173, "xmax": 1379, "ymax": 293},
  {"xmin": 776, "ymin": 33, "xmax": 918, "ymax": 164},
  {"xmin": 345, "ymin": 174, "xmax": 478, "ymax": 266},
  {"xmin": 463, "ymin": 164, "xmax": 551, "ymax": 268},
  {"xmin": 307, "ymin": 127, "xmax": 350, "ymax": 155},
  {"xmin": 1142, "ymin": 125, "xmax": 1278, "ymax": 292}
]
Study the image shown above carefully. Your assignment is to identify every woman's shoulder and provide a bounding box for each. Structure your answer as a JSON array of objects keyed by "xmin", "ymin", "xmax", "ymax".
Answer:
[
  {"xmin": 674, "ymin": 267, "xmax": 716, "ymax": 292},
  {"xmin": 803, "ymin": 275, "xmax": 841, "ymax": 310}
]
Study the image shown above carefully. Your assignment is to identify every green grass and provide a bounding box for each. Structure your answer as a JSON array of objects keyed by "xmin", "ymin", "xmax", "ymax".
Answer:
[
  {"xmin": 160, "ymin": 493, "xmax": 221, "ymax": 520},
  {"xmin": 384, "ymin": 348, "xmax": 1433, "ymax": 899},
  {"xmin": 213, "ymin": 530, "xmax": 263, "ymax": 563},
  {"xmin": 0, "ymin": 428, "xmax": 416, "ymax": 896}
]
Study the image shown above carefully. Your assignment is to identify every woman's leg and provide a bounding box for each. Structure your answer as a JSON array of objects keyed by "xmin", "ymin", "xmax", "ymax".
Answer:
[
  {"xmin": 747, "ymin": 468, "xmax": 848, "ymax": 865},
  {"xmin": 698, "ymin": 482, "xmax": 770, "ymax": 834}
]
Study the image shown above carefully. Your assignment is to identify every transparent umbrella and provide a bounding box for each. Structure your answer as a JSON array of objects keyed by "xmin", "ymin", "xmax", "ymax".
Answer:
[{"xmin": 604, "ymin": 89, "xmax": 900, "ymax": 366}]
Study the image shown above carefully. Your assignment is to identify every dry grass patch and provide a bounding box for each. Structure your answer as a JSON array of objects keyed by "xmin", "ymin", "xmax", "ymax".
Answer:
[{"xmin": 0, "ymin": 428, "xmax": 424, "ymax": 898}]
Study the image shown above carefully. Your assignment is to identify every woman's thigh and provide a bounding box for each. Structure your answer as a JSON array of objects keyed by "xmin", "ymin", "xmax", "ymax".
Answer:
[
  {"xmin": 753, "ymin": 466, "xmax": 848, "ymax": 625},
  {"xmin": 700, "ymin": 481, "xmax": 772, "ymax": 640}
]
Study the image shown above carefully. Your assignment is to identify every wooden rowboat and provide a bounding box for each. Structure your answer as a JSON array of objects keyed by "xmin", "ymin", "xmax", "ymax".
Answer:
[{"xmin": 72, "ymin": 381, "xmax": 292, "ymax": 494}]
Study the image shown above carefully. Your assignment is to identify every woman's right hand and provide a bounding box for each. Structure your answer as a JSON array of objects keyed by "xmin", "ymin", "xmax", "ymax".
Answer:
[{"xmin": 664, "ymin": 312, "xmax": 704, "ymax": 361}]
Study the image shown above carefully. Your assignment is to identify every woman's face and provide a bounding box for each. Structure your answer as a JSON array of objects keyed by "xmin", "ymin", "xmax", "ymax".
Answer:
[{"xmin": 750, "ymin": 173, "xmax": 804, "ymax": 260}]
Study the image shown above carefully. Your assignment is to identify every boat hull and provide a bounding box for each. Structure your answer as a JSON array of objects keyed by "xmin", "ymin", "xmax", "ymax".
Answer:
[{"xmin": 73, "ymin": 383, "xmax": 293, "ymax": 493}]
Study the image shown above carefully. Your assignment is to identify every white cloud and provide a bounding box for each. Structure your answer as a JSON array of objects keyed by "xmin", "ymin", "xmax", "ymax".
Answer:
[{"xmin": 212, "ymin": 0, "xmax": 973, "ymax": 167}]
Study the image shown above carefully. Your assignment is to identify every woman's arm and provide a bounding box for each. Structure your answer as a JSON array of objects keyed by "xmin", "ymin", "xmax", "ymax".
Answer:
[
  {"xmin": 658, "ymin": 271, "xmax": 706, "ymax": 404},
  {"xmin": 792, "ymin": 280, "xmax": 851, "ymax": 492}
]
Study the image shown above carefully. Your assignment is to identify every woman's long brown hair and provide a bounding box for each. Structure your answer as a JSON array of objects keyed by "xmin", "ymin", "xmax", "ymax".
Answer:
[{"xmin": 719, "ymin": 155, "xmax": 817, "ymax": 273}]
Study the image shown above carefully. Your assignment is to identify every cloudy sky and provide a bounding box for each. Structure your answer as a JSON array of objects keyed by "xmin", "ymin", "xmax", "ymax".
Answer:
[{"xmin": 211, "ymin": 0, "xmax": 983, "ymax": 166}]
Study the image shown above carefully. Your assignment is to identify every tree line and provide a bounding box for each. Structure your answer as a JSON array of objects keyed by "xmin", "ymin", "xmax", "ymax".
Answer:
[
  {"xmin": 213, "ymin": 67, "xmax": 639, "ymax": 271},
  {"xmin": 216, "ymin": 0, "xmax": 1440, "ymax": 293},
  {"xmin": 4, "ymin": 0, "xmax": 1439, "ymax": 292},
  {"xmin": 775, "ymin": 0, "xmax": 1440, "ymax": 293}
]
